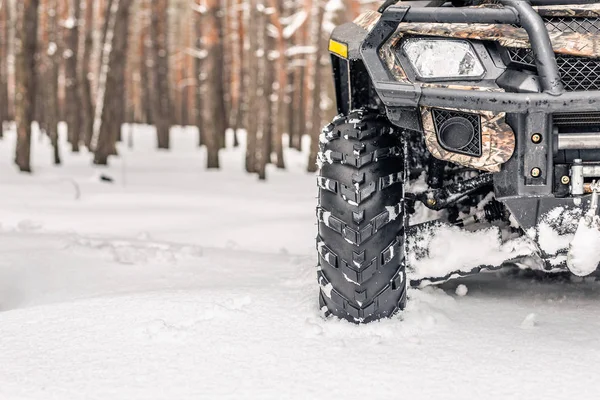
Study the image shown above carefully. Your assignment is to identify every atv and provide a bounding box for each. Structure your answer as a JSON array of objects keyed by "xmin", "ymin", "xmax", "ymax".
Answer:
[{"xmin": 317, "ymin": 0, "xmax": 600, "ymax": 323}]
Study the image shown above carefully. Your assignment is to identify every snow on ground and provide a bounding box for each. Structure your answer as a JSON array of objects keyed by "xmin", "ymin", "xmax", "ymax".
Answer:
[{"xmin": 2, "ymin": 125, "xmax": 600, "ymax": 399}]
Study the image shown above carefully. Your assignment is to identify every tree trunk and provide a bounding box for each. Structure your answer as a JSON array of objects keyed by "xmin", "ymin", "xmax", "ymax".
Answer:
[
  {"xmin": 201, "ymin": 0, "xmax": 227, "ymax": 169},
  {"xmin": 285, "ymin": 2, "xmax": 309, "ymax": 152},
  {"xmin": 307, "ymin": 0, "xmax": 325, "ymax": 172},
  {"xmin": 244, "ymin": 0, "xmax": 259, "ymax": 173},
  {"xmin": 80, "ymin": 0, "xmax": 95, "ymax": 148},
  {"xmin": 46, "ymin": 0, "xmax": 61, "ymax": 164},
  {"xmin": 256, "ymin": 4, "xmax": 270, "ymax": 180},
  {"xmin": 234, "ymin": 0, "xmax": 247, "ymax": 135},
  {"xmin": 0, "ymin": 0, "xmax": 10, "ymax": 139},
  {"xmin": 92, "ymin": 0, "xmax": 133, "ymax": 165},
  {"xmin": 228, "ymin": 0, "xmax": 241, "ymax": 147},
  {"xmin": 194, "ymin": 1, "xmax": 204, "ymax": 147},
  {"xmin": 220, "ymin": 0, "xmax": 231, "ymax": 136},
  {"xmin": 268, "ymin": 0, "xmax": 286, "ymax": 169},
  {"xmin": 150, "ymin": 0, "xmax": 171, "ymax": 149},
  {"xmin": 64, "ymin": 0, "xmax": 82, "ymax": 152},
  {"xmin": 140, "ymin": 5, "xmax": 152, "ymax": 126},
  {"xmin": 14, "ymin": 0, "xmax": 39, "ymax": 173}
]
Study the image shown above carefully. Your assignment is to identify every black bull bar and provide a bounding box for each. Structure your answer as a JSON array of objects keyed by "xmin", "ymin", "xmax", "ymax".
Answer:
[{"xmin": 361, "ymin": 0, "xmax": 600, "ymax": 113}]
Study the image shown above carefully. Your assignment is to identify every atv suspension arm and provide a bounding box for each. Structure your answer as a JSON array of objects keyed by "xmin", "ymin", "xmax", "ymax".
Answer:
[{"xmin": 409, "ymin": 173, "xmax": 493, "ymax": 211}]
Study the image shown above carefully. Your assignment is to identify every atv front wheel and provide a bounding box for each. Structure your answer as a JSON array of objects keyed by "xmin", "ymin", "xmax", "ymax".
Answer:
[{"xmin": 317, "ymin": 109, "xmax": 407, "ymax": 323}]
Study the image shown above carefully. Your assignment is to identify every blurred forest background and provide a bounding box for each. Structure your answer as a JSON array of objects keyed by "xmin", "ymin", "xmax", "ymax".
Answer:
[{"xmin": 0, "ymin": 0, "xmax": 376, "ymax": 179}]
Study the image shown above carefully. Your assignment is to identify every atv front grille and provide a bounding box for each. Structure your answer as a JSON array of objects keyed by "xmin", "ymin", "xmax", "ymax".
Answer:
[
  {"xmin": 554, "ymin": 112, "xmax": 600, "ymax": 127},
  {"xmin": 506, "ymin": 48, "xmax": 600, "ymax": 92},
  {"xmin": 544, "ymin": 17, "xmax": 600, "ymax": 34},
  {"xmin": 505, "ymin": 16, "xmax": 600, "ymax": 92},
  {"xmin": 431, "ymin": 109, "xmax": 481, "ymax": 157}
]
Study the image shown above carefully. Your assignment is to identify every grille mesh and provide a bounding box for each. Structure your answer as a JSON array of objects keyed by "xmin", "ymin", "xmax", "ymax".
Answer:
[
  {"xmin": 432, "ymin": 109, "xmax": 481, "ymax": 157},
  {"xmin": 507, "ymin": 48, "xmax": 600, "ymax": 92},
  {"xmin": 544, "ymin": 17, "xmax": 600, "ymax": 34},
  {"xmin": 505, "ymin": 16, "xmax": 600, "ymax": 92}
]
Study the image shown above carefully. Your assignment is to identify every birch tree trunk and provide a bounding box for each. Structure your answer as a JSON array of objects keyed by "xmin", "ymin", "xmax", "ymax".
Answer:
[
  {"xmin": 150, "ymin": 0, "xmax": 171, "ymax": 149},
  {"xmin": 64, "ymin": 0, "xmax": 82, "ymax": 152},
  {"xmin": 14, "ymin": 0, "xmax": 39, "ymax": 172}
]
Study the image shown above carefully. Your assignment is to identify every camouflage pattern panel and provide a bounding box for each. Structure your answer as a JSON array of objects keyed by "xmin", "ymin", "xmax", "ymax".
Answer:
[
  {"xmin": 379, "ymin": 34, "xmax": 411, "ymax": 83},
  {"xmin": 353, "ymin": 10, "xmax": 381, "ymax": 33},
  {"xmin": 421, "ymin": 107, "xmax": 515, "ymax": 173},
  {"xmin": 395, "ymin": 23, "xmax": 600, "ymax": 59},
  {"xmin": 536, "ymin": 4, "xmax": 600, "ymax": 18}
]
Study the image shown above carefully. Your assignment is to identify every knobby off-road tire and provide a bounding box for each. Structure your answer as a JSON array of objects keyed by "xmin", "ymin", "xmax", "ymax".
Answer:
[{"xmin": 316, "ymin": 109, "xmax": 407, "ymax": 323}]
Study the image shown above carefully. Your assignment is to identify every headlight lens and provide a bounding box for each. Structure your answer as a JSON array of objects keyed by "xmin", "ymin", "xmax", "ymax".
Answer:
[{"xmin": 402, "ymin": 38, "xmax": 485, "ymax": 79}]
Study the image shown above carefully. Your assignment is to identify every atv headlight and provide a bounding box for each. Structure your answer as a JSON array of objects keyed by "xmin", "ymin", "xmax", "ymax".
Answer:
[{"xmin": 402, "ymin": 38, "xmax": 485, "ymax": 80}]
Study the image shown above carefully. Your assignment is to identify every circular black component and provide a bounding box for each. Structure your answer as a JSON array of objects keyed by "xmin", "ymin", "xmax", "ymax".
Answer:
[{"xmin": 438, "ymin": 117, "xmax": 475, "ymax": 151}]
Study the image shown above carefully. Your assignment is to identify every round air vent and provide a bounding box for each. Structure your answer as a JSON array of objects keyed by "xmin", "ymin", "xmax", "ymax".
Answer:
[{"xmin": 438, "ymin": 116, "xmax": 475, "ymax": 151}]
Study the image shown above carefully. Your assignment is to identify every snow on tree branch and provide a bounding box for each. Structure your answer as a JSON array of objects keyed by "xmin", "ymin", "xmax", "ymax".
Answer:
[{"xmin": 282, "ymin": 10, "xmax": 307, "ymax": 39}]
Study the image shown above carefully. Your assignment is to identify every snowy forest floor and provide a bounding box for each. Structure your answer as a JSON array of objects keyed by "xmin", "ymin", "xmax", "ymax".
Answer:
[{"xmin": 1, "ymin": 125, "xmax": 600, "ymax": 399}]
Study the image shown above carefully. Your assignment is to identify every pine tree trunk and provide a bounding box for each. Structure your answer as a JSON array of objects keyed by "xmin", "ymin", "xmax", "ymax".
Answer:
[
  {"xmin": 93, "ymin": 0, "xmax": 132, "ymax": 165},
  {"xmin": 256, "ymin": 4, "xmax": 270, "ymax": 180},
  {"xmin": 228, "ymin": 0, "xmax": 241, "ymax": 147},
  {"xmin": 268, "ymin": 0, "xmax": 286, "ymax": 169},
  {"xmin": 244, "ymin": 0, "xmax": 259, "ymax": 173},
  {"xmin": 234, "ymin": 0, "xmax": 247, "ymax": 135},
  {"xmin": 150, "ymin": 0, "xmax": 171, "ymax": 149},
  {"xmin": 322, "ymin": 4, "xmax": 343, "ymax": 125},
  {"xmin": 80, "ymin": 0, "xmax": 95, "ymax": 148},
  {"xmin": 140, "ymin": 5, "xmax": 152, "ymax": 126},
  {"xmin": 14, "ymin": 0, "xmax": 39, "ymax": 173},
  {"xmin": 64, "ymin": 0, "xmax": 82, "ymax": 152},
  {"xmin": 307, "ymin": 0, "xmax": 325, "ymax": 172},
  {"xmin": 0, "ymin": 0, "xmax": 10, "ymax": 139},
  {"xmin": 194, "ymin": 1, "xmax": 204, "ymax": 147},
  {"xmin": 46, "ymin": 0, "xmax": 61, "ymax": 164},
  {"xmin": 221, "ymin": 0, "xmax": 231, "ymax": 135},
  {"xmin": 202, "ymin": 0, "xmax": 227, "ymax": 169}
]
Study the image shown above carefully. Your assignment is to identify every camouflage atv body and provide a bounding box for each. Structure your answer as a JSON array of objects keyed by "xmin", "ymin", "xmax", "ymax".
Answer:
[{"xmin": 317, "ymin": 0, "xmax": 600, "ymax": 323}]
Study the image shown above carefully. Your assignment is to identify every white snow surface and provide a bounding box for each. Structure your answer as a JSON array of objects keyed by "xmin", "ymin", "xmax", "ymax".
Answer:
[
  {"xmin": 2, "ymin": 125, "xmax": 600, "ymax": 399},
  {"xmin": 568, "ymin": 214, "xmax": 600, "ymax": 277},
  {"xmin": 409, "ymin": 224, "xmax": 537, "ymax": 281}
]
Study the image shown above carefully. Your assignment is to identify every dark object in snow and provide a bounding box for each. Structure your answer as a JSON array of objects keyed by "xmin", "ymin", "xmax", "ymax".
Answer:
[
  {"xmin": 99, "ymin": 174, "xmax": 114, "ymax": 183},
  {"xmin": 319, "ymin": 0, "xmax": 600, "ymax": 323}
]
